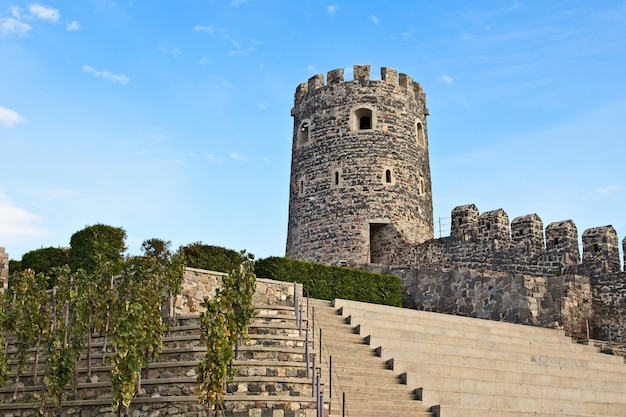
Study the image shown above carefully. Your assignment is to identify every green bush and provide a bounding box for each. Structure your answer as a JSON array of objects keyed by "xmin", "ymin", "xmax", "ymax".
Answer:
[
  {"xmin": 255, "ymin": 257, "xmax": 401, "ymax": 307},
  {"xmin": 180, "ymin": 243, "xmax": 242, "ymax": 273},
  {"xmin": 21, "ymin": 247, "xmax": 70, "ymax": 274},
  {"xmin": 69, "ymin": 224, "xmax": 127, "ymax": 274}
]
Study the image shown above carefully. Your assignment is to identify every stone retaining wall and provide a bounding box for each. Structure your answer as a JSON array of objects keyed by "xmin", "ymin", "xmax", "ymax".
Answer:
[
  {"xmin": 372, "ymin": 266, "xmax": 593, "ymax": 338},
  {"xmin": 174, "ymin": 268, "xmax": 302, "ymax": 315}
]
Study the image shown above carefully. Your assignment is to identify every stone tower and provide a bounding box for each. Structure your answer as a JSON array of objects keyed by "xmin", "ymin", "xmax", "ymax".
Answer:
[{"xmin": 286, "ymin": 65, "xmax": 434, "ymax": 266}]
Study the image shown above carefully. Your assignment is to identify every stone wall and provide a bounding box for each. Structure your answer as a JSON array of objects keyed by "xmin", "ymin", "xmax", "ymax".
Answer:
[
  {"xmin": 590, "ymin": 271, "xmax": 626, "ymax": 341},
  {"xmin": 286, "ymin": 65, "xmax": 433, "ymax": 266},
  {"xmin": 0, "ymin": 247, "xmax": 8, "ymax": 292},
  {"xmin": 175, "ymin": 267, "xmax": 303, "ymax": 315},
  {"xmin": 382, "ymin": 205, "xmax": 623, "ymax": 279},
  {"xmin": 376, "ymin": 265, "xmax": 593, "ymax": 338}
]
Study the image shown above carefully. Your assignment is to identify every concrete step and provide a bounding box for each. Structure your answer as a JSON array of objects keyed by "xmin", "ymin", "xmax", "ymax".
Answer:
[
  {"xmin": 354, "ymin": 321, "xmax": 601, "ymax": 358},
  {"xmin": 378, "ymin": 345, "xmax": 626, "ymax": 384},
  {"xmin": 333, "ymin": 298, "xmax": 567, "ymax": 337}
]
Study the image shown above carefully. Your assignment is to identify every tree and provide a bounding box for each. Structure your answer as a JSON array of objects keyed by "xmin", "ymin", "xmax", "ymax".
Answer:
[{"xmin": 69, "ymin": 224, "xmax": 127, "ymax": 274}]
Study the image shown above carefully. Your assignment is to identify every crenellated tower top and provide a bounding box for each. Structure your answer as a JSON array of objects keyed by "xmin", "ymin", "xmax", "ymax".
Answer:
[{"xmin": 286, "ymin": 65, "xmax": 433, "ymax": 265}]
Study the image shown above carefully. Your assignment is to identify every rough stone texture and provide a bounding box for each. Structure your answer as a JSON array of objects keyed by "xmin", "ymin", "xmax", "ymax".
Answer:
[
  {"xmin": 175, "ymin": 269, "xmax": 302, "ymax": 315},
  {"xmin": 286, "ymin": 65, "xmax": 434, "ymax": 266},
  {"xmin": 362, "ymin": 203, "xmax": 624, "ymax": 340},
  {"xmin": 0, "ymin": 247, "xmax": 8, "ymax": 291}
]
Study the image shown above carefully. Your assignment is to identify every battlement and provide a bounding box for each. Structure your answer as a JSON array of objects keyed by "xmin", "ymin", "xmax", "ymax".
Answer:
[
  {"xmin": 446, "ymin": 204, "xmax": 626, "ymax": 273},
  {"xmin": 295, "ymin": 65, "xmax": 425, "ymax": 102}
]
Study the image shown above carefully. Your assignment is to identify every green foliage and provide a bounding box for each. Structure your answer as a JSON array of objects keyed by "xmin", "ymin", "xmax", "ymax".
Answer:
[
  {"xmin": 69, "ymin": 224, "xmax": 127, "ymax": 274},
  {"xmin": 8, "ymin": 259, "xmax": 22, "ymax": 274},
  {"xmin": 111, "ymin": 301, "xmax": 146, "ymax": 412},
  {"xmin": 4, "ymin": 269, "xmax": 49, "ymax": 383},
  {"xmin": 180, "ymin": 243, "xmax": 242, "ymax": 273},
  {"xmin": 21, "ymin": 247, "xmax": 70, "ymax": 275},
  {"xmin": 197, "ymin": 251, "xmax": 256, "ymax": 414},
  {"xmin": 255, "ymin": 257, "xmax": 402, "ymax": 307},
  {"xmin": 110, "ymin": 240, "xmax": 185, "ymax": 414}
]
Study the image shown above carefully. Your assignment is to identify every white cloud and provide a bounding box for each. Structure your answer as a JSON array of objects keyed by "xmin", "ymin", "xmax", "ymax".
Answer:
[
  {"xmin": 327, "ymin": 5, "xmax": 339, "ymax": 15},
  {"xmin": 11, "ymin": 6, "xmax": 22, "ymax": 19},
  {"xmin": 82, "ymin": 65, "xmax": 130, "ymax": 84},
  {"xmin": 229, "ymin": 0, "xmax": 249, "ymax": 6},
  {"xmin": 194, "ymin": 24, "xmax": 214, "ymax": 32},
  {"xmin": 595, "ymin": 185, "xmax": 624, "ymax": 196},
  {"xmin": 198, "ymin": 57, "xmax": 212, "ymax": 65},
  {"xmin": 66, "ymin": 20, "xmax": 80, "ymax": 31},
  {"xmin": 0, "ymin": 18, "xmax": 32, "ymax": 37},
  {"xmin": 306, "ymin": 64, "xmax": 317, "ymax": 72},
  {"xmin": 0, "ymin": 191, "xmax": 48, "ymax": 245},
  {"xmin": 230, "ymin": 152, "xmax": 248, "ymax": 161},
  {"xmin": 440, "ymin": 75, "xmax": 454, "ymax": 85},
  {"xmin": 29, "ymin": 3, "xmax": 61, "ymax": 22},
  {"xmin": 0, "ymin": 106, "xmax": 25, "ymax": 127},
  {"xmin": 370, "ymin": 15, "xmax": 379, "ymax": 24},
  {"xmin": 204, "ymin": 153, "xmax": 217, "ymax": 162},
  {"xmin": 229, "ymin": 47, "xmax": 255, "ymax": 56},
  {"xmin": 172, "ymin": 47, "xmax": 182, "ymax": 56}
]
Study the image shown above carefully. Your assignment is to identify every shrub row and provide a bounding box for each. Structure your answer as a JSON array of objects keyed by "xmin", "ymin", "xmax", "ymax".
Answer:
[{"xmin": 255, "ymin": 256, "xmax": 401, "ymax": 307}]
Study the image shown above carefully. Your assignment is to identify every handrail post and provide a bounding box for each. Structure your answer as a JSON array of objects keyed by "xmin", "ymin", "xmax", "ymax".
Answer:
[
  {"xmin": 319, "ymin": 328, "xmax": 322, "ymax": 354},
  {"xmin": 299, "ymin": 305, "xmax": 303, "ymax": 337},
  {"xmin": 293, "ymin": 282, "xmax": 299, "ymax": 324},
  {"xmin": 305, "ymin": 327, "xmax": 310, "ymax": 378},
  {"xmin": 329, "ymin": 355, "xmax": 332, "ymax": 399},
  {"xmin": 342, "ymin": 392, "xmax": 346, "ymax": 417},
  {"xmin": 311, "ymin": 354, "xmax": 317, "ymax": 397},
  {"xmin": 316, "ymin": 373, "xmax": 321, "ymax": 417},
  {"xmin": 312, "ymin": 306, "xmax": 315, "ymax": 348}
]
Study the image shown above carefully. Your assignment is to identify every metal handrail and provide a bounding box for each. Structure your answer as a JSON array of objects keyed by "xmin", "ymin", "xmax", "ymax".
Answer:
[{"xmin": 297, "ymin": 284, "xmax": 349, "ymax": 417}]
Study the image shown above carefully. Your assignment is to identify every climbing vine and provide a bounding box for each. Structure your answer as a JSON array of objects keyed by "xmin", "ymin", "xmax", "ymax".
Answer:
[
  {"xmin": 197, "ymin": 251, "xmax": 256, "ymax": 416},
  {"xmin": 110, "ymin": 240, "xmax": 184, "ymax": 416}
]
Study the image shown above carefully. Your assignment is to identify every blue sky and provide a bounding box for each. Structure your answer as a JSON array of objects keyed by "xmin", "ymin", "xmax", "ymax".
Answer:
[{"xmin": 1, "ymin": 1, "xmax": 625, "ymax": 264}]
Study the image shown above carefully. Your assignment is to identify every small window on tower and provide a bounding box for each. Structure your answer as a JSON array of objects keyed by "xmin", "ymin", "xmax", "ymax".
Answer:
[
  {"xmin": 297, "ymin": 121, "xmax": 310, "ymax": 147},
  {"xmin": 385, "ymin": 169, "xmax": 392, "ymax": 183},
  {"xmin": 298, "ymin": 180, "xmax": 304, "ymax": 196},
  {"xmin": 416, "ymin": 122, "xmax": 425, "ymax": 146},
  {"xmin": 334, "ymin": 171, "xmax": 339, "ymax": 185},
  {"xmin": 351, "ymin": 107, "xmax": 375, "ymax": 131}
]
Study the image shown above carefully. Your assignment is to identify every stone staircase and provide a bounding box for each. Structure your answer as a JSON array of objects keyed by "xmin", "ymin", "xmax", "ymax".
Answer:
[
  {"xmin": 322, "ymin": 298, "xmax": 626, "ymax": 417},
  {"xmin": 0, "ymin": 297, "xmax": 322, "ymax": 417},
  {"xmin": 308, "ymin": 298, "xmax": 435, "ymax": 417},
  {"xmin": 4, "ymin": 282, "xmax": 626, "ymax": 417}
]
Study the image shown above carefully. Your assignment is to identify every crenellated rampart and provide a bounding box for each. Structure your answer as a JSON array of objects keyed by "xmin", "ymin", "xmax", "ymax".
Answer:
[
  {"xmin": 366, "ymin": 204, "xmax": 626, "ymax": 341},
  {"xmin": 294, "ymin": 64, "xmax": 427, "ymax": 105},
  {"xmin": 385, "ymin": 204, "xmax": 623, "ymax": 277}
]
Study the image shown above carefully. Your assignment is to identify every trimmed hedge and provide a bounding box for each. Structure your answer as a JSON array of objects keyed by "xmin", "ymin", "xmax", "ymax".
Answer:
[
  {"xmin": 180, "ymin": 243, "xmax": 242, "ymax": 274},
  {"xmin": 255, "ymin": 256, "xmax": 401, "ymax": 307}
]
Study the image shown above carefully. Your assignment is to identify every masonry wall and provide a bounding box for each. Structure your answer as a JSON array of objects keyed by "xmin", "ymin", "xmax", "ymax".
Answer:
[
  {"xmin": 363, "ymin": 204, "xmax": 623, "ymax": 341},
  {"xmin": 0, "ymin": 248, "xmax": 8, "ymax": 292},
  {"xmin": 286, "ymin": 65, "xmax": 433, "ymax": 266},
  {"xmin": 175, "ymin": 267, "xmax": 302, "ymax": 315}
]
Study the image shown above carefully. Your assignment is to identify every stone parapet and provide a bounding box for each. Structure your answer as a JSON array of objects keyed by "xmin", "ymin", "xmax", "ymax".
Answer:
[
  {"xmin": 175, "ymin": 268, "xmax": 303, "ymax": 316},
  {"xmin": 0, "ymin": 247, "xmax": 8, "ymax": 292}
]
